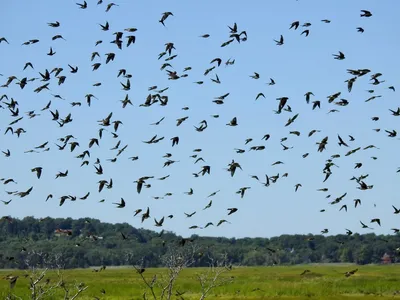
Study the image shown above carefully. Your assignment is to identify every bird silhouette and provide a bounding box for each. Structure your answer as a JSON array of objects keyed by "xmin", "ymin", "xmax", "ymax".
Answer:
[{"xmin": 0, "ymin": 0, "xmax": 397, "ymax": 268}]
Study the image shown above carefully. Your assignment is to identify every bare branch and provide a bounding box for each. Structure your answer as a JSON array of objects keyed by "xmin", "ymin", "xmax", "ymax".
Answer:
[
  {"xmin": 70, "ymin": 284, "xmax": 89, "ymax": 300},
  {"xmin": 133, "ymin": 263, "xmax": 157, "ymax": 300},
  {"xmin": 196, "ymin": 252, "xmax": 234, "ymax": 300},
  {"xmin": 11, "ymin": 251, "xmax": 87, "ymax": 300},
  {"xmin": 134, "ymin": 243, "xmax": 234, "ymax": 300}
]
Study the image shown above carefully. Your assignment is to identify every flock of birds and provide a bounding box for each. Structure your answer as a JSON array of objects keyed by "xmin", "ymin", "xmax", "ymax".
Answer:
[{"xmin": 0, "ymin": 1, "xmax": 399, "ymax": 247}]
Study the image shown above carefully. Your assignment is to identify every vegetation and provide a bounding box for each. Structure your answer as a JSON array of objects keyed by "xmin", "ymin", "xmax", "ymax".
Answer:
[
  {"xmin": 3, "ymin": 265, "xmax": 400, "ymax": 299},
  {"xmin": 2, "ymin": 216, "xmax": 400, "ymax": 299},
  {"xmin": 1, "ymin": 243, "xmax": 231, "ymax": 300},
  {"xmin": 1, "ymin": 216, "xmax": 400, "ymax": 269}
]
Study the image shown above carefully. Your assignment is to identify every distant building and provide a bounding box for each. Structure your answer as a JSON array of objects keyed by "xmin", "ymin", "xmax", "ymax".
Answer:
[
  {"xmin": 381, "ymin": 253, "xmax": 392, "ymax": 264},
  {"xmin": 54, "ymin": 229, "xmax": 73, "ymax": 236}
]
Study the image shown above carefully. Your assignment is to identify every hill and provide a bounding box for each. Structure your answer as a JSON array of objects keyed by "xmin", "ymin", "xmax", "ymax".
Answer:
[{"xmin": 1, "ymin": 216, "xmax": 399, "ymax": 269}]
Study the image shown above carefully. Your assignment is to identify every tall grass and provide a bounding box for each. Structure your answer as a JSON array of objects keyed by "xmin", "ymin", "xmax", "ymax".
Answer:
[{"xmin": 1, "ymin": 264, "xmax": 400, "ymax": 299}]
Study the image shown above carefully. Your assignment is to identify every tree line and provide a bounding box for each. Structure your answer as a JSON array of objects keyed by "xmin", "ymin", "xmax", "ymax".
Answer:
[{"xmin": 1, "ymin": 216, "xmax": 399, "ymax": 269}]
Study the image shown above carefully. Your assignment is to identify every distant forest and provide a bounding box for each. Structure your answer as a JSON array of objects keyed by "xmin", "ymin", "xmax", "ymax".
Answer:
[{"xmin": 1, "ymin": 216, "xmax": 399, "ymax": 269}]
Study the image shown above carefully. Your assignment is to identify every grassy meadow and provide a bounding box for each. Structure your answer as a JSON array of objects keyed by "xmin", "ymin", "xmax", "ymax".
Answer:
[{"xmin": 2, "ymin": 264, "xmax": 400, "ymax": 299}]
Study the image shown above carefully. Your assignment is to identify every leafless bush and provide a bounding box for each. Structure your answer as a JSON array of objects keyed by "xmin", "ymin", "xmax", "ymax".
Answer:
[
  {"xmin": 196, "ymin": 253, "xmax": 234, "ymax": 300},
  {"xmin": 4, "ymin": 251, "xmax": 88, "ymax": 300},
  {"xmin": 133, "ymin": 244, "xmax": 234, "ymax": 300}
]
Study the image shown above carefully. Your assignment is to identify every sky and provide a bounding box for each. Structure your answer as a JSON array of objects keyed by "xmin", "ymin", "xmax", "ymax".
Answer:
[{"xmin": 0, "ymin": 0, "xmax": 399, "ymax": 239}]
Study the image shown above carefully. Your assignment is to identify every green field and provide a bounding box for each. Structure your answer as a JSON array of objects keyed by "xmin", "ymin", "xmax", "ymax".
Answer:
[{"xmin": 2, "ymin": 264, "xmax": 400, "ymax": 299}]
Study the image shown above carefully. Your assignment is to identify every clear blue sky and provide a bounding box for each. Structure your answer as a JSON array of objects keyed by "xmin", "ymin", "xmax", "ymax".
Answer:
[{"xmin": 0, "ymin": 0, "xmax": 399, "ymax": 239}]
